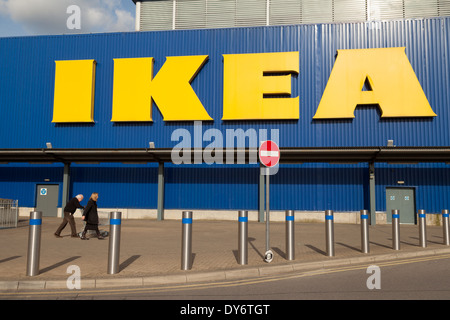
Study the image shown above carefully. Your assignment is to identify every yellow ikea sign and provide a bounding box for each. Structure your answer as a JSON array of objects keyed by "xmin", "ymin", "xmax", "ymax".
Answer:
[{"xmin": 52, "ymin": 47, "xmax": 435, "ymax": 123}]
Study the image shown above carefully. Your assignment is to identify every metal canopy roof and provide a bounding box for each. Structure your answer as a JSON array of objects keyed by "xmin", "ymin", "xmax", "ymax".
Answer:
[{"xmin": 0, "ymin": 147, "xmax": 449, "ymax": 164}]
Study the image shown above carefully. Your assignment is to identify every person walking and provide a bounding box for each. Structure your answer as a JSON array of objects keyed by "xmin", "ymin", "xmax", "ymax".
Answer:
[
  {"xmin": 55, "ymin": 194, "xmax": 84, "ymax": 238},
  {"xmin": 80, "ymin": 192, "xmax": 104, "ymax": 240}
]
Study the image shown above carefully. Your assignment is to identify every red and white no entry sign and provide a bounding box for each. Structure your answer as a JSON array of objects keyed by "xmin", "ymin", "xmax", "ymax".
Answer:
[{"xmin": 259, "ymin": 140, "xmax": 280, "ymax": 168}]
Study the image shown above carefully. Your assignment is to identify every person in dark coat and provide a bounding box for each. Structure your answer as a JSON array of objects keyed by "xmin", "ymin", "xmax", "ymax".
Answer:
[
  {"xmin": 55, "ymin": 194, "xmax": 84, "ymax": 238},
  {"xmin": 80, "ymin": 192, "xmax": 104, "ymax": 240}
]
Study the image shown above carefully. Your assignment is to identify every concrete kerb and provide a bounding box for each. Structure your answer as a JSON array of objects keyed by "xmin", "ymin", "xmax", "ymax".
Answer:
[{"xmin": 2, "ymin": 247, "xmax": 450, "ymax": 291}]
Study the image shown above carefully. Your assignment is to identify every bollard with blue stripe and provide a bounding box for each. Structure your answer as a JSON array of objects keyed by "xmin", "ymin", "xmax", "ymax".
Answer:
[
  {"xmin": 325, "ymin": 210, "xmax": 335, "ymax": 257},
  {"xmin": 360, "ymin": 210, "xmax": 370, "ymax": 254},
  {"xmin": 238, "ymin": 210, "xmax": 248, "ymax": 265},
  {"xmin": 392, "ymin": 209, "xmax": 400, "ymax": 250},
  {"xmin": 443, "ymin": 210, "xmax": 450, "ymax": 246},
  {"xmin": 418, "ymin": 209, "xmax": 427, "ymax": 248},
  {"xmin": 181, "ymin": 211, "xmax": 193, "ymax": 270},
  {"xmin": 26, "ymin": 211, "xmax": 42, "ymax": 276},
  {"xmin": 107, "ymin": 211, "xmax": 122, "ymax": 274},
  {"xmin": 285, "ymin": 210, "xmax": 295, "ymax": 260}
]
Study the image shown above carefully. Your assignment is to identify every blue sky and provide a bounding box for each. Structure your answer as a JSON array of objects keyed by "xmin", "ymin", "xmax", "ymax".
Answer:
[{"xmin": 0, "ymin": 0, "xmax": 136, "ymax": 38}]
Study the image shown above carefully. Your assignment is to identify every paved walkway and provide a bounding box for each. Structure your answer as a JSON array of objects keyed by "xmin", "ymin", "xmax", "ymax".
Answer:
[{"xmin": 1, "ymin": 216, "xmax": 450, "ymax": 290}]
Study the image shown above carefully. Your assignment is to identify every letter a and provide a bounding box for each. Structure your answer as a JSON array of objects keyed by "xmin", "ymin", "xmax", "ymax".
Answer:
[
  {"xmin": 366, "ymin": 265, "xmax": 381, "ymax": 290},
  {"xmin": 313, "ymin": 47, "xmax": 436, "ymax": 119},
  {"xmin": 66, "ymin": 265, "xmax": 81, "ymax": 289},
  {"xmin": 66, "ymin": 5, "xmax": 81, "ymax": 30}
]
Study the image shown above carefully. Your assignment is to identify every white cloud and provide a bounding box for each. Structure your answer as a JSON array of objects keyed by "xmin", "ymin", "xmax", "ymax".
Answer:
[
  {"xmin": 0, "ymin": 1, "xmax": 8, "ymax": 15},
  {"xmin": 0, "ymin": 0, "xmax": 134, "ymax": 35},
  {"xmin": 111, "ymin": 9, "xmax": 134, "ymax": 31}
]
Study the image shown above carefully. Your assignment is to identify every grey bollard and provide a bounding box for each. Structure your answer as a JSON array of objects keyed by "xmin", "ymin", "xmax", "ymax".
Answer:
[
  {"xmin": 238, "ymin": 210, "xmax": 248, "ymax": 265},
  {"xmin": 181, "ymin": 211, "xmax": 193, "ymax": 270},
  {"xmin": 442, "ymin": 210, "xmax": 449, "ymax": 246},
  {"xmin": 360, "ymin": 210, "xmax": 370, "ymax": 254},
  {"xmin": 418, "ymin": 209, "xmax": 427, "ymax": 248},
  {"xmin": 285, "ymin": 210, "xmax": 295, "ymax": 260},
  {"xmin": 325, "ymin": 210, "xmax": 335, "ymax": 257},
  {"xmin": 26, "ymin": 211, "xmax": 42, "ymax": 277},
  {"xmin": 392, "ymin": 210, "xmax": 400, "ymax": 250},
  {"xmin": 107, "ymin": 211, "xmax": 122, "ymax": 274}
]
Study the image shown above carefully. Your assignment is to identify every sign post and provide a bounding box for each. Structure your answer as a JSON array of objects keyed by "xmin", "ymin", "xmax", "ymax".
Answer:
[{"xmin": 259, "ymin": 140, "xmax": 280, "ymax": 263}]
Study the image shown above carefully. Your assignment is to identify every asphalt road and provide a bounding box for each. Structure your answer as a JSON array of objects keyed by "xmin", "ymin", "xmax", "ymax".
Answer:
[{"xmin": 96, "ymin": 253, "xmax": 450, "ymax": 300}]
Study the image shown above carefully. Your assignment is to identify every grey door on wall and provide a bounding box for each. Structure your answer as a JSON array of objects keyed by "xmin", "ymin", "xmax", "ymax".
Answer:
[
  {"xmin": 386, "ymin": 187, "xmax": 416, "ymax": 224},
  {"xmin": 36, "ymin": 184, "xmax": 59, "ymax": 217}
]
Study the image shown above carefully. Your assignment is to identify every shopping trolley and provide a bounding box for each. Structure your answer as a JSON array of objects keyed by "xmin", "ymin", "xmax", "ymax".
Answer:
[{"xmin": 77, "ymin": 210, "xmax": 110, "ymax": 238}]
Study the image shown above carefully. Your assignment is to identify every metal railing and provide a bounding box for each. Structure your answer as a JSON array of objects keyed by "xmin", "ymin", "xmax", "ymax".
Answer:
[{"xmin": 0, "ymin": 199, "xmax": 19, "ymax": 228}]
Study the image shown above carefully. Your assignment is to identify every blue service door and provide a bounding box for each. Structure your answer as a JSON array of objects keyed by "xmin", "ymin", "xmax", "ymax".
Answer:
[
  {"xmin": 35, "ymin": 184, "xmax": 59, "ymax": 217},
  {"xmin": 386, "ymin": 187, "xmax": 416, "ymax": 224}
]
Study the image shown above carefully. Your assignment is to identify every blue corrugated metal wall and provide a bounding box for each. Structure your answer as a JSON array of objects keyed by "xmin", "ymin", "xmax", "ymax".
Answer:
[
  {"xmin": 376, "ymin": 162, "xmax": 450, "ymax": 213},
  {"xmin": 0, "ymin": 162, "xmax": 368, "ymax": 210},
  {"xmin": 2, "ymin": 162, "xmax": 449, "ymax": 213},
  {"xmin": 0, "ymin": 18, "xmax": 449, "ymax": 213},
  {"xmin": 0, "ymin": 163, "xmax": 64, "ymax": 206}
]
